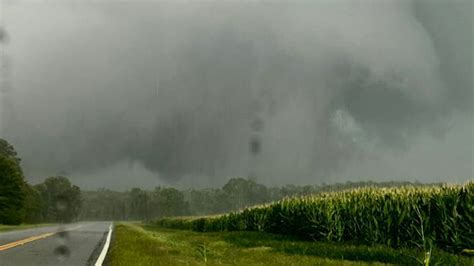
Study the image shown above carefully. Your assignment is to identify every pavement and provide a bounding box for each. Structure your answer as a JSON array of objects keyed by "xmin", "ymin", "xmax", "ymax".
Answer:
[{"xmin": 0, "ymin": 222, "xmax": 112, "ymax": 266}]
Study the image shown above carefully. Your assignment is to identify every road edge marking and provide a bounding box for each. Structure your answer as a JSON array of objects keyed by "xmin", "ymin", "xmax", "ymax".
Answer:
[{"xmin": 95, "ymin": 223, "xmax": 113, "ymax": 266}]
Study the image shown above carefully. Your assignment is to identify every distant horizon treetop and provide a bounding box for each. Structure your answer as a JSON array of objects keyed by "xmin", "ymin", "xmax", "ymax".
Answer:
[
  {"xmin": 0, "ymin": 139, "xmax": 26, "ymax": 225},
  {"xmin": 0, "ymin": 138, "xmax": 20, "ymax": 163},
  {"xmin": 35, "ymin": 176, "xmax": 82, "ymax": 223}
]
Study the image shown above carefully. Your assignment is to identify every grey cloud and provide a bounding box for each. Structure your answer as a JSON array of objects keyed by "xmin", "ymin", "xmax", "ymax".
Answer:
[{"xmin": 0, "ymin": 0, "xmax": 472, "ymax": 188}]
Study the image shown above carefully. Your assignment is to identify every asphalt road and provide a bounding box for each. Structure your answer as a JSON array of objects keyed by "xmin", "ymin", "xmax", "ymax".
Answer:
[{"xmin": 0, "ymin": 222, "xmax": 111, "ymax": 266}]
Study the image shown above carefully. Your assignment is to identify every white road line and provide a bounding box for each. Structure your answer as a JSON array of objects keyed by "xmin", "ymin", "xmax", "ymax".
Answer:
[{"xmin": 95, "ymin": 224, "xmax": 113, "ymax": 266}]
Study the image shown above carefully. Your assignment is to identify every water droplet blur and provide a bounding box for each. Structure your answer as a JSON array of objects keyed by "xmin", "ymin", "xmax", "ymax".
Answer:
[
  {"xmin": 54, "ymin": 245, "xmax": 71, "ymax": 261},
  {"xmin": 58, "ymin": 231, "xmax": 69, "ymax": 239},
  {"xmin": 249, "ymin": 135, "xmax": 261, "ymax": 156},
  {"xmin": 0, "ymin": 27, "xmax": 8, "ymax": 43}
]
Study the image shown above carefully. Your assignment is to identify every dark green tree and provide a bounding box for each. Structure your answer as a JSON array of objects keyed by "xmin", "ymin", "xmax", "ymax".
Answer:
[
  {"xmin": 0, "ymin": 155, "xmax": 26, "ymax": 224},
  {"xmin": 186, "ymin": 188, "xmax": 231, "ymax": 215},
  {"xmin": 36, "ymin": 176, "xmax": 82, "ymax": 222},
  {"xmin": 151, "ymin": 187, "xmax": 189, "ymax": 218},
  {"xmin": 222, "ymin": 178, "xmax": 269, "ymax": 210},
  {"xmin": 23, "ymin": 185, "xmax": 44, "ymax": 223},
  {"xmin": 0, "ymin": 139, "xmax": 20, "ymax": 163},
  {"xmin": 79, "ymin": 189, "xmax": 127, "ymax": 221},
  {"xmin": 129, "ymin": 188, "xmax": 150, "ymax": 220}
]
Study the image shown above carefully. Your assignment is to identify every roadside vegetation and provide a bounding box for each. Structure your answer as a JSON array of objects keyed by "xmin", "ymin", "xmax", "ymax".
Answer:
[
  {"xmin": 153, "ymin": 184, "xmax": 473, "ymax": 253},
  {"xmin": 108, "ymin": 223, "xmax": 472, "ymax": 265},
  {"xmin": 152, "ymin": 184, "xmax": 473, "ymax": 265}
]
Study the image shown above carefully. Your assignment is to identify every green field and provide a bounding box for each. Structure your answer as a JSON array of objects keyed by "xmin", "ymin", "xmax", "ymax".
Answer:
[
  {"xmin": 154, "ymin": 183, "xmax": 473, "ymax": 252},
  {"xmin": 107, "ymin": 223, "xmax": 472, "ymax": 265},
  {"xmin": 147, "ymin": 183, "xmax": 473, "ymax": 265}
]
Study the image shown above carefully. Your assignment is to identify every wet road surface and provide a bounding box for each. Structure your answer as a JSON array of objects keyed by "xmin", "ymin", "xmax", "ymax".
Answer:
[{"xmin": 0, "ymin": 222, "xmax": 111, "ymax": 266}]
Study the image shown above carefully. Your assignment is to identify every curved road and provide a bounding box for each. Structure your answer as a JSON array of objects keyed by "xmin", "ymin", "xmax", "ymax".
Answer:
[{"xmin": 0, "ymin": 222, "xmax": 111, "ymax": 266}]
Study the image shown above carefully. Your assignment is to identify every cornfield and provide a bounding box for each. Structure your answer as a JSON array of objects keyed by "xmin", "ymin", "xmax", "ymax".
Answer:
[{"xmin": 154, "ymin": 182, "xmax": 473, "ymax": 252}]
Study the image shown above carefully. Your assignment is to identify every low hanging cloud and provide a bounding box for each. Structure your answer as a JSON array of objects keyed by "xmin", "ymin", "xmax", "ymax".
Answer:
[{"xmin": 1, "ymin": 0, "xmax": 472, "ymax": 188}]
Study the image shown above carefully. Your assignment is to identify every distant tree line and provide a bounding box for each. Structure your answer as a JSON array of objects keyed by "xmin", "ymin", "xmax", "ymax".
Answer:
[
  {"xmin": 0, "ymin": 138, "xmax": 436, "ymax": 224},
  {"xmin": 80, "ymin": 176, "xmax": 432, "ymax": 221},
  {"xmin": 80, "ymin": 187, "xmax": 189, "ymax": 221},
  {"xmin": 0, "ymin": 139, "xmax": 81, "ymax": 225}
]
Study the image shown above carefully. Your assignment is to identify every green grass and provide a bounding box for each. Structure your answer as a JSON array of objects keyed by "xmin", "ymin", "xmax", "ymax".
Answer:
[
  {"xmin": 107, "ymin": 223, "xmax": 473, "ymax": 265},
  {"xmin": 0, "ymin": 223, "xmax": 55, "ymax": 232}
]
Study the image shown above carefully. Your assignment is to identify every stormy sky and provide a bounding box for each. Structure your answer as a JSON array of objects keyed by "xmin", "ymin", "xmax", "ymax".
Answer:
[{"xmin": 0, "ymin": 0, "xmax": 472, "ymax": 190}]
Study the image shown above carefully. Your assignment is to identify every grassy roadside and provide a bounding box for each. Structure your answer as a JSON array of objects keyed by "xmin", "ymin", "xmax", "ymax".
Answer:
[
  {"xmin": 106, "ymin": 223, "xmax": 473, "ymax": 265},
  {"xmin": 0, "ymin": 223, "xmax": 55, "ymax": 233}
]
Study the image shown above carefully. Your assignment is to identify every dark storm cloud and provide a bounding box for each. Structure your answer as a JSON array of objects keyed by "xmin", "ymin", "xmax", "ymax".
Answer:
[
  {"xmin": 0, "ymin": 0, "xmax": 472, "ymax": 187},
  {"xmin": 414, "ymin": 0, "xmax": 473, "ymax": 112}
]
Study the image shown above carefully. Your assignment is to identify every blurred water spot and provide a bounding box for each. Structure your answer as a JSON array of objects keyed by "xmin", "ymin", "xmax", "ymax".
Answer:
[
  {"xmin": 54, "ymin": 245, "xmax": 71, "ymax": 260},
  {"xmin": 249, "ymin": 136, "xmax": 261, "ymax": 155},
  {"xmin": 56, "ymin": 199, "xmax": 67, "ymax": 212},
  {"xmin": 57, "ymin": 231, "xmax": 69, "ymax": 239}
]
